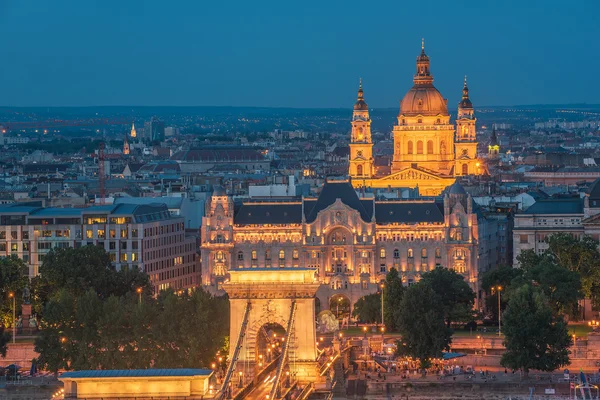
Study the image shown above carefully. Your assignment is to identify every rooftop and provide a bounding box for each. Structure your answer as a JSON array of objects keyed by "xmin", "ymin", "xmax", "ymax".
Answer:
[{"xmin": 60, "ymin": 369, "xmax": 212, "ymax": 379}]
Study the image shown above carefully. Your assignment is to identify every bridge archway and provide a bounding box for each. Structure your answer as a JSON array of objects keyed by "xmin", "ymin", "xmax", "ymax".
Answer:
[{"xmin": 223, "ymin": 268, "xmax": 321, "ymax": 384}]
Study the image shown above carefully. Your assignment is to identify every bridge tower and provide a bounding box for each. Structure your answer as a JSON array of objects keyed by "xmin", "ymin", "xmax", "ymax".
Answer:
[{"xmin": 222, "ymin": 268, "xmax": 320, "ymax": 386}]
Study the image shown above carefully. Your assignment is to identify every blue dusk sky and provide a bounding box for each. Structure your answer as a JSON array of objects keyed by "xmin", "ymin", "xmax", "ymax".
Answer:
[{"xmin": 0, "ymin": 0, "xmax": 598, "ymax": 108}]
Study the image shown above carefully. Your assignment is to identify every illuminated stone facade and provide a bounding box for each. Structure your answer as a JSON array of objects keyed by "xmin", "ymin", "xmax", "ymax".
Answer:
[
  {"xmin": 349, "ymin": 43, "xmax": 484, "ymax": 196},
  {"xmin": 202, "ymin": 180, "xmax": 489, "ymax": 308}
]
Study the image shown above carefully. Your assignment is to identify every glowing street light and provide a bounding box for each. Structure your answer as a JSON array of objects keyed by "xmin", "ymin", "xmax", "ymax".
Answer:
[
  {"xmin": 8, "ymin": 292, "xmax": 15, "ymax": 344},
  {"xmin": 136, "ymin": 287, "xmax": 143, "ymax": 306},
  {"xmin": 493, "ymin": 285, "xmax": 503, "ymax": 335}
]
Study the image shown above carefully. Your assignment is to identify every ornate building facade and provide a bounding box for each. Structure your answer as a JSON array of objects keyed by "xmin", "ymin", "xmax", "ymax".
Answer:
[
  {"xmin": 349, "ymin": 43, "xmax": 484, "ymax": 196},
  {"xmin": 202, "ymin": 180, "xmax": 493, "ymax": 310}
]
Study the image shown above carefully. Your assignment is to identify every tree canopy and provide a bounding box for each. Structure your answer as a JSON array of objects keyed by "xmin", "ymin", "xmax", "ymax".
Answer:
[
  {"xmin": 383, "ymin": 268, "xmax": 404, "ymax": 332},
  {"xmin": 35, "ymin": 288, "xmax": 229, "ymax": 373},
  {"xmin": 352, "ymin": 293, "xmax": 381, "ymax": 324},
  {"xmin": 38, "ymin": 246, "xmax": 152, "ymax": 301},
  {"xmin": 420, "ymin": 267, "xmax": 476, "ymax": 328},
  {"xmin": 395, "ymin": 281, "xmax": 452, "ymax": 370},
  {"xmin": 501, "ymin": 283, "xmax": 571, "ymax": 377},
  {"xmin": 0, "ymin": 256, "xmax": 29, "ymax": 327}
]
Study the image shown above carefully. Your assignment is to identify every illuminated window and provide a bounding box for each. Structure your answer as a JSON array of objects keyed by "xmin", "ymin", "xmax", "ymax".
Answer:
[
  {"xmin": 361, "ymin": 250, "xmax": 368, "ymax": 258},
  {"xmin": 216, "ymin": 251, "xmax": 224, "ymax": 261},
  {"xmin": 251, "ymin": 250, "xmax": 257, "ymax": 260},
  {"xmin": 293, "ymin": 249, "xmax": 299, "ymax": 259},
  {"xmin": 379, "ymin": 248, "xmax": 386, "ymax": 258},
  {"xmin": 132, "ymin": 253, "xmax": 138, "ymax": 262},
  {"xmin": 109, "ymin": 229, "xmax": 116, "ymax": 239},
  {"xmin": 311, "ymin": 251, "xmax": 317, "ymax": 259},
  {"xmin": 279, "ymin": 250, "xmax": 285, "ymax": 260},
  {"xmin": 120, "ymin": 253, "xmax": 128, "ymax": 262},
  {"xmin": 97, "ymin": 229, "xmax": 105, "ymax": 239},
  {"xmin": 120, "ymin": 229, "xmax": 128, "ymax": 238},
  {"xmin": 408, "ymin": 248, "xmax": 413, "ymax": 258}
]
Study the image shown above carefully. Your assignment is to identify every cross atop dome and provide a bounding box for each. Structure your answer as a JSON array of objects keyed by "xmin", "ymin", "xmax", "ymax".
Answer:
[{"xmin": 415, "ymin": 39, "xmax": 432, "ymax": 84}]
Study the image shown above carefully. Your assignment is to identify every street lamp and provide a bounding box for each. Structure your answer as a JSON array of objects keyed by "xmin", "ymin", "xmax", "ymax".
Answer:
[
  {"xmin": 363, "ymin": 325, "xmax": 368, "ymax": 339},
  {"xmin": 493, "ymin": 285, "xmax": 503, "ymax": 336},
  {"xmin": 238, "ymin": 371, "xmax": 243, "ymax": 388},
  {"xmin": 380, "ymin": 283, "xmax": 385, "ymax": 326},
  {"xmin": 589, "ymin": 320, "xmax": 600, "ymax": 333},
  {"xmin": 8, "ymin": 292, "xmax": 15, "ymax": 344},
  {"xmin": 136, "ymin": 287, "xmax": 143, "ymax": 306}
]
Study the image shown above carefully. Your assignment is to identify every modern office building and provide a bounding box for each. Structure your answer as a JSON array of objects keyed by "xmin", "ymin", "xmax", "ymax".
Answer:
[{"xmin": 0, "ymin": 203, "xmax": 199, "ymax": 293}]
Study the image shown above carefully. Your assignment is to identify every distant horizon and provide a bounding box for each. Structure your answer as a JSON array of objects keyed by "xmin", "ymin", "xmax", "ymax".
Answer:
[{"xmin": 0, "ymin": 103, "xmax": 599, "ymax": 111}]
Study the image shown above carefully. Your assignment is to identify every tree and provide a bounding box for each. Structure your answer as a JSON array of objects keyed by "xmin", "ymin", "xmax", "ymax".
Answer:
[
  {"xmin": 352, "ymin": 293, "xmax": 381, "ymax": 324},
  {"xmin": 0, "ymin": 256, "xmax": 29, "ymax": 327},
  {"xmin": 383, "ymin": 268, "xmax": 404, "ymax": 332},
  {"xmin": 522, "ymin": 256, "xmax": 581, "ymax": 316},
  {"xmin": 481, "ymin": 265, "xmax": 523, "ymax": 320},
  {"xmin": 0, "ymin": 326, "xmax": 9, "ymax": 357},
  {"xmin": 395, "ymin": 282, "xmax": 452, "ymax": 371},
  {"xmin": 420, "ymin": 267, "xmax": 476, "ymax": 328},
  {"xmin": 516, "ymin": 249, "xmax": 582, "ymax": 317},
  {"xmin": 35, "ymin": 286, "xmax": 229, "ymax": 372},
  {"xmin": 38, "ymin": 246, "xmax": 152, "ymax": 302},
  {"xmin": 501, "ymin": 283, "xmax": 571, "ymax": 378}
]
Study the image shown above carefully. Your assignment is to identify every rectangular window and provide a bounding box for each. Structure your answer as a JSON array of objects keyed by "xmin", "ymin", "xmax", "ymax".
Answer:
[
  {"xmin": 0, "ymin": 231, "xmax": 5, "ymax": 239},
  {"xmin": 11, "ymin": 231, "xmax": 17, "ymax": 240},
  {"xmin": 23, "ymin": 242, "xmax": 30, "ymax": 251},
  {"xmin": 132, "ymin": 241, "xmax": 138, "ymax": 250},
  {"xmin": 22, "ymin": 231, "xmax": 29, "ymax": 240},
  {"xmin": 519, "ymin": 234, "xmax": 529, "ymax": 244},
  {"xmin": 121, "ymin": 242, "xmax": 127, "ymax": 250},
  {"xmin": 120, "ymin": 253, "xmax": 128, "ymax": 262},
  {"xmin": 86, "ymin": 230, "xmax": 93, "ymax": 239},
  {"xmin": 109, "ymin": 229, "xmax": 116, "ymax": 239},
  {"xmin": 132, "ymin": 229, "xmax": 138, "ymax": 238},
  {"xmin": 42, "ymin": 230, "xmax": 52, "ymax": 237},
  {"xmin": 11, "ymin": 243, "xmax": 18, "ymax": 252},
  {"xmin": 97, "ymin": 229, "xmax": 105, "ymax": 239},
  {"xmin": 121, "ymin": 229, "xmax": 128, "ymax": 238}
]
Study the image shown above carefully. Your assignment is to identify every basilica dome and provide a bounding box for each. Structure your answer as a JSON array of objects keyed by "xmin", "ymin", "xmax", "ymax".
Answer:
[
  {"xmin": 399, "ymin": 85, "xmax": 448, "ymax": 116},
  {"xmin": 399, "ymin": 43, "xmax": 448, "ymax": 117}
]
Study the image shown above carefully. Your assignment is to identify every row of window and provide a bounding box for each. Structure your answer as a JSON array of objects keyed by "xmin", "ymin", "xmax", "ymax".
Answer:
[
  {"xmin": 380, "ymin": 248, "xmax": 441, "ymax": 258},
  {"xmin": 237, "ymin": 249, "xmax": 299, "ymax": 261},
  {"xmin": 144, "ymin": 222, "xmax": 184, "ymax": 238}
]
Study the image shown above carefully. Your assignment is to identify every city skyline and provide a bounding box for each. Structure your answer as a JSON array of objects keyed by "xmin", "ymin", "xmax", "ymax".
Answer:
[{"xmin": 0, "ymin": 0, "xmax": 599, "ymax": 108}]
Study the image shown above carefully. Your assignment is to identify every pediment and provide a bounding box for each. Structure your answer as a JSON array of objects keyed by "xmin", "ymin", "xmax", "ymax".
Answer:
[
  {"xmin": 379, "ymin": 167, "xmax": 444, "ymax": 181},
  {"xmin": 583, "ymin": 212, "xmax": 600, "ymax": 225}
]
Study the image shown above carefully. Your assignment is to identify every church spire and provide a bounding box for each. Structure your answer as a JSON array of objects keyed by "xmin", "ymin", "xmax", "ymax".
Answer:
[
  {"xmin": 354, "ymin": 78, "xmax": 368, "ymax": 111},
  {"xmin": 415, "ymin": 39, "xmax": 432, "ymax": 85},
  {"xmin": 458, "ymin": 75, "xmax": 473, "ymax": 110},
  {"xmin": 130, "ymin": 122, "xmax": 137, "ymax": 138}
]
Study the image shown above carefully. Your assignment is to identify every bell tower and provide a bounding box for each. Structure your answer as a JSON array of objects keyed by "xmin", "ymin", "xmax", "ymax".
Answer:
[
  {"xmin": 455, "ymin": 76, "xmax": 479, "ymax": 175},
  {"xmin": 488, "ymin": 126, "xmax": 500, "ymax": 159},
  {"xmin": 349, "ymin": 79, "xmax": 374, "ymax": 180}
]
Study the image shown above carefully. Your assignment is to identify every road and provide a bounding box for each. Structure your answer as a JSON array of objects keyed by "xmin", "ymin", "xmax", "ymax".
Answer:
[{"xmin": 242, "ymin": 374, "xmax": 275, "ymax": 400}]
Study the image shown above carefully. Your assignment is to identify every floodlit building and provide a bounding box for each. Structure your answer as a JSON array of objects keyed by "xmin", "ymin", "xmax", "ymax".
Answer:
[
  {"xmin": 202, "ymin": 179, "xmax": 498, "ymax": 309},
  {"xmin": 348, "ymin": 42, "xmax": 485, "ymax": 196}
]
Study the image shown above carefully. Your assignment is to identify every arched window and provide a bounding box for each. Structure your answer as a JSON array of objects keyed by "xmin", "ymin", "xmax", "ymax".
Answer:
[
  {"xmin": 427, "ymin": 140, "xmax": 433, "ymax": 154},
  {"xmin": 417, "ymin": 141, "xmax": 423, "ymax": 154},
  {"xmin": 407, "ymin": 141, "xmax": 413, "ymax": 154},
  {"xmin": 214, "ymin": 265, "xmax": 225, "ymax": 276},
  {"xmin": 421, "ymin": 248, "xmax": 427, "ymax": 258},
  {"xmin": 265, "ymin": 249, "xmax": 271, "ymax": 260},
  {"xmin": 380, "ymin": 248, "xmax": 386, "ymax": 258},
  {"xmin": 462, "ymin": 164, "xmax": 468, "ymax": 175},
  {"xmin": 408, "ymin": 248, "xmax": 413, "ymax": 258},
  {"xmin": 279, "ymin": 250, "xmax": 285, "ymax": 260},
  {"xmin": 237, "ymin": 251, "xmax": 244, "ymax": 261},
  {"xmin": 435, "ymin": 248, "xmax": 441, "ymax": 258},
  {"xmin": 357, "ymin": 164, "xmax": 363, "ymax": 176},
  {"xmin": 393, "ymin": 249, "xmax": 400, "ymax": 259},
  {"xmin": 440, "ymin": 141, "xmax": 446, "ymax": 154},
  {"xmin": 293, "ymin": 249, "xmax": 299, "ymax": 259},
  {"xmin": 216, "ymin": 234, "xmax": 224, "ymax": 243},
  {"xmin": 251, "ymin": 250, "xmax": 257, "ymax": 260}
]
